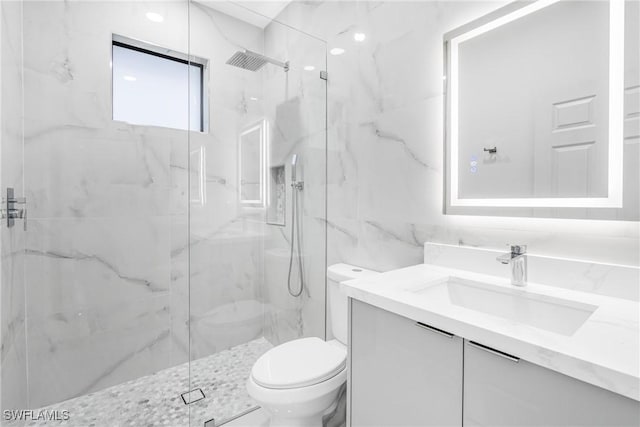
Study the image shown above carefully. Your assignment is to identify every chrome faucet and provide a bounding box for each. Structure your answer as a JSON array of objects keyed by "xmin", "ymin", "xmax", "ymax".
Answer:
[{"xmin": 497, "ymin": 245, "xmax": 527, "ymax": 287}]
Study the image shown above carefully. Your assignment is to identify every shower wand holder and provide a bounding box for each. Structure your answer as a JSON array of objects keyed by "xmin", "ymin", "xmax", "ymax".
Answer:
[{"xmin": 291, "ymin": 181, "xmax": 304, "ymax": 190}]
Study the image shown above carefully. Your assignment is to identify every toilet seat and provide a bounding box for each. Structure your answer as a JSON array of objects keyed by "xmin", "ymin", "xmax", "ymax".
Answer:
[{"xmin": 251, "ymin": 337, "xmax": 347, "ymax": 389}]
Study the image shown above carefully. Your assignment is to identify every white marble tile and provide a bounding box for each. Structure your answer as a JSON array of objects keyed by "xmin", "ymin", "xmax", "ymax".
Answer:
[
  {"xmin": 356, "ymin": 98, "xmax": 442, "ymax": 224},
  {"xmin": 263, "ymin": 243, "xmax": 306, "ymax": 345},
  {"xmin": 188, "ymin": 232, "xmax": 265, "ymax": 358},
  {"xmin": 21, "ymin": 215, "xmax": 175, "ymax": 405},
  {"xmin": 12, "ymin": 0, "xmax": 328, "ymax": 415},
  {"xmin": 25, "ymin": 126, "xmax": 175, "ymax": 219},
  {"xmin": 301, "ymin": 135, "xmax": 328, "ymax": 219},
  {"xmin": 26, "ymin": 295, "xmax": 173, "ymax": 408},
  {"xmin": 169, "ymin": 214, "xmax": 190, "ymax": 366},
  {"xmin": 326, "ymin": 123, "xmax": 359, "ymax": 221},
  {"xmin": 0, "ymin": 228, "xmax": 28, "ymax": 410},
  {"xmin": 15, "ymin": 0, "xmax": 283, "ymax": 410},
  {"xmin": 326, "ymin": 218, "xmax": 359, "ymax": 269},
  {"xmin": 354, "ymin": 220, "xmax": 427, "ymax": 271},
  {"xmin": 432, "ymin": 217, "xmax": 640, "ymax": 267},
  {"xmin": 257, "ymin": 16, "xmax": 328, "ymax": 347},
  {"xmin": 25, "ymin": 217, "xmax": 171, "ymax": 316},
  {"xmin": 261, "ymin": 212, "xmax": 326, "ymax": 346},
  {"xmin": 272, "ymin": 0, "xmax": 640, "ymax": 275},
  {"xmin": 22, "ymin": 1, "xmax": 192, "ymax": 134}
]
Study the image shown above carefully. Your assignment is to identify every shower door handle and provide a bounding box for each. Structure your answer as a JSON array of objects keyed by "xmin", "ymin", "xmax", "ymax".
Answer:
[{"xmin": 3, "ymin": 188, "xmax": 27, "ymax": 229}]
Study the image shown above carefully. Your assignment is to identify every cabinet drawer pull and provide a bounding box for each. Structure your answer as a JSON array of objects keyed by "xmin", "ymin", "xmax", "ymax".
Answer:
[
  {"xmin": 415, "ymin": 322, "xmax": 454, "ymax": 338},
  {"xmin": 468, "ymin": 341, "xmax": 520, "ymax": 363}
]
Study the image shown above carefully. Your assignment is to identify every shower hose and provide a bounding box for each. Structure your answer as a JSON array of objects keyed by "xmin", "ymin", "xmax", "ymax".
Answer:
[{"xmin": 287, "ymin": 184, "xmax": 304, "ymax": 297}]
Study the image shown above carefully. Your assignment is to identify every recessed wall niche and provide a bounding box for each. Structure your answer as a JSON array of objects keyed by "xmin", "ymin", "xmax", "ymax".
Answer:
[{"xmin": 267, "ymin": 165, "xmax": 286, "ymax": 226}]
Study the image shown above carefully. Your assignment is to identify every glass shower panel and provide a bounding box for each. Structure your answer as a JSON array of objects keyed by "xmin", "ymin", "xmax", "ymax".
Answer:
[
  {"xmin": 262, "ymin": 17, "xmax": 328, "ymax": 348},
  {"xmin": 1, "ymin": 0, "xmax": 28, "ymax": 415},
  {"xmin": 187, "ymin": 1, "xmax": 327, "ymax": 424},
  {"xmin": 16, "ymin": 1, "xmax": 192, "ymax": 425}
]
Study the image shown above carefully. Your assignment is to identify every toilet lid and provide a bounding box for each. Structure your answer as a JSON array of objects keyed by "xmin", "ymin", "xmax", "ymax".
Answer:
[{"xmin": 251, "ymin": 337, "xmax": 347, "ymax": 389}]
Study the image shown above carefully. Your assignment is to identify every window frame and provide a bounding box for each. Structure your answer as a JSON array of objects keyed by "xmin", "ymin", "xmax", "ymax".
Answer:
[{"xmin": 111, "ymin": 34, "xmax": 208, "ymax": 132}]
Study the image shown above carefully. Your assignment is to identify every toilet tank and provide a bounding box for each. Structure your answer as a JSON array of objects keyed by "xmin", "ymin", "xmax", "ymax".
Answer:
[{"xmin": 327, "ymin": 264, "xmax": 379, "ymax": 344}]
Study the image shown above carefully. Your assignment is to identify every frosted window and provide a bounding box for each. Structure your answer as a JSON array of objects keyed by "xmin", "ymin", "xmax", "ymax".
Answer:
[{"xmin": 112, "ymin": 42, "xmax": 203, "ymax": 131}]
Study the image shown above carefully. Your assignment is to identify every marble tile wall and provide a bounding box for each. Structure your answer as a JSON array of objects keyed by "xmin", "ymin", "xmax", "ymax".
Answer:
[
  {"xmin": 21, "ymin": 0, "xmax": 191, "ymax": 408},
  {"xmin": 16, "ymin": 0, "xmax": 329, "ymax": 410},
  {"xmin": 181, "ymin": 1, "xmax": 267, "ymax": 366},
  {"xmin": 272, "ymin": 1, "xmax": 640, "ymax": 275},
  {"xmin": 1, "ymin": 0, "xmax": 28, "ymax": 413},
  {"xmin": 19, "ymin": 0, "xmax": 269, "ymax": 408},
  {"xmin": 261, "ymin": 20, "xmax": 327, "ymax": 345}
]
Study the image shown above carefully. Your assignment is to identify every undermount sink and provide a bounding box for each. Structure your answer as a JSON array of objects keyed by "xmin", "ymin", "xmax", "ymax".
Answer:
[{"xmin": 413, "ymin": 277, "xmax": 597, "ymax": 336}]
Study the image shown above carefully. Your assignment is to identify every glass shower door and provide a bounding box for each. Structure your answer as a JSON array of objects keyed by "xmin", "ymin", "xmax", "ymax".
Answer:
[
  {"xmin": 2, "ymin": 0, "xmax": 327, "ymax": 425},
  {"xmin": 186, "ymin": 2, "xmax": 327, "ymax": 424},
  {"xmin": 1, "ymin": 0, "xmax": 28, "ymax": 416},
  {"xmin": 2, "ymin": 1, "xmax": 194, "ymax": 425}
]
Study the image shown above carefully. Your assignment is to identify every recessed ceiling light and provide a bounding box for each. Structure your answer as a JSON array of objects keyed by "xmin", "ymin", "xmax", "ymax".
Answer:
[
  {"xmin": 330, "ymin": 48, "xmax": 345, "ymax": 56},
  {"xmin": 304, "ymin": 65, "xmax": 315, "ymax": 71},
  {"xmin": 123, "ymin": 75, "xmax": 137, "ymax": 82},
  {"xmin": 146, "ymin": 12, "xmax": 164, "ymax": 23},
  {"xmin": 250, "ymin": 97, "xmax": 259, "ymax": 101},
  {"xmin": 354, "ymin": 32, "xmax": 366, "ymax": 42}
]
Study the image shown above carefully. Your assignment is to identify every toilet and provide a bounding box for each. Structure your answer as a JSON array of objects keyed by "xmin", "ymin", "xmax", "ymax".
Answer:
[{"xmin": 247, "ymin": 264, "xmax": 379, "ymax": 427}]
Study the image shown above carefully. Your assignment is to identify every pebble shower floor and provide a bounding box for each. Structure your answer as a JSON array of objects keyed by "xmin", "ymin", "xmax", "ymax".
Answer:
[{"xmin": 14, "ymin": 338, "xmax": 272, "ymax": 427}]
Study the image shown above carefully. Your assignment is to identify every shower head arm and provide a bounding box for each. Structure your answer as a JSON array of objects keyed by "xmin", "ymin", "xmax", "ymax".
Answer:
[{"xmin": 245, "ymin": 50, "xmax": 289, "ymax": 72}]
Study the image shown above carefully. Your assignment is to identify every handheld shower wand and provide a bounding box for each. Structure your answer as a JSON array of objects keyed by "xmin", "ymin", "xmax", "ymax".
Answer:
[
  {"xmin": 291, "ymin": 154, "xmax": 297, "ymax": 181},
  {"xmin": 287, "ymin": 154, "xmax": 304, "ymax": 297},
  {"xmin": 290, "ymin": 154, "xmax": 304, "ymax": 190}
]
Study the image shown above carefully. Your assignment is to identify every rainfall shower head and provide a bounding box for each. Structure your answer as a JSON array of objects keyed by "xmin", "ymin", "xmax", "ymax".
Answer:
[{"xmin": 226, "ymin": 50, "xmax": 289, "ymax": 72}]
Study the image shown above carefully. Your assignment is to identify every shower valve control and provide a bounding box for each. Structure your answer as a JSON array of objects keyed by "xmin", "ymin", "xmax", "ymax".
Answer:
[{"xmin": 2, "ymin": 188, "xmax": 27, "ymax": 229}]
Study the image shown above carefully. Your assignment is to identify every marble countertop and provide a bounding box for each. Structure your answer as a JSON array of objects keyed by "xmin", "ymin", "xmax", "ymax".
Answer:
[{"xmin": 343, "ymin": 264, "xmax": 640, "ymax": 401}]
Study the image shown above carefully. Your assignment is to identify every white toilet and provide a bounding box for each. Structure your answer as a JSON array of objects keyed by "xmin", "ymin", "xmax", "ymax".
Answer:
[{"xmin": 247, "ymin": 264, "xmax": 378, "ymax": 427}]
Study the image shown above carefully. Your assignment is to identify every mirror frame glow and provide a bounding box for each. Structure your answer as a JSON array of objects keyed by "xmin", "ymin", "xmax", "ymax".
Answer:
[
  {"xmin": 239, "ymin": 120, "xmax": 268, "ymax": 208},
  {"xmin": 445, "ymin": 0, "xmax": 625, "ymax": 209}
]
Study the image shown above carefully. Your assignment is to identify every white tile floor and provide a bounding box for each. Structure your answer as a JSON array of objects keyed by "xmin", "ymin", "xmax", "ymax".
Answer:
[{"xmin": 20, "ymin": 338, "xmax": 272, "ymax": 427}]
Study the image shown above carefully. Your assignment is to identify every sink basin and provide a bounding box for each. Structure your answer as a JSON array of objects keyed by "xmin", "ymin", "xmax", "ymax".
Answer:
[{"xmin": 413, "ymin": 277, "xmax": 597, "ymax": 336}]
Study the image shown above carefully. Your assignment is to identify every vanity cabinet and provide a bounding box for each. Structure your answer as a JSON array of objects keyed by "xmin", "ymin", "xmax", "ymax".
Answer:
[
  {"xmin": 349, "ymin": 300, "xmax": 463, "ymax": 426},
  {"xmin": 349, "ymin": 300, "xmax": 640, "ymax": 427},
  {"xmin": 464, "ymin": 340, "xmax": 640, "ymax": 427}
]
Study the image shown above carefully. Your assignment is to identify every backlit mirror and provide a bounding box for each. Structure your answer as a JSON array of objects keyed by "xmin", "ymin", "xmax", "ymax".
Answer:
[
  {"xmin": 444, "ymin": 0, "xmax": 639, "ymax": 220},
  {"xmin": 239, "ymin": 120, "xmax": 267, "ymax": 207}
]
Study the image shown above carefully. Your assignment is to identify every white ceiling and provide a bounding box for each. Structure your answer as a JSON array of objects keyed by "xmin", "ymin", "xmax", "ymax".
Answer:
[{"xmin": 196, "ymin": 1, "xmax": 292, "ymax": 28}]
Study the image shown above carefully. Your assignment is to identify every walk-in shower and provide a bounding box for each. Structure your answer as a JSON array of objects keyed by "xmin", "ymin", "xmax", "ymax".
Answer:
[{"xmin": 0, "ymin": 0, "xmax": 327, "ymax": 425}]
